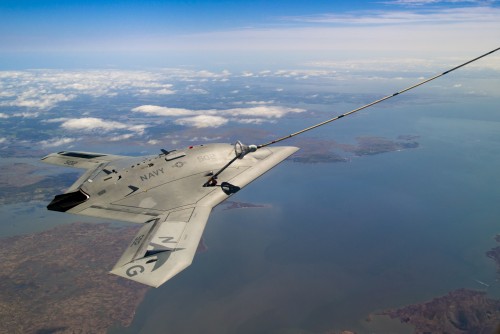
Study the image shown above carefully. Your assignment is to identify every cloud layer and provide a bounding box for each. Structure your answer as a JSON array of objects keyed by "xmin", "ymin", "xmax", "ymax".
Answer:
[
  {"xmin": 0, "ymin": 70, "xmax": 180, "ymax": 111},
  {"xmin": 132, "ymin": 104, "xmax": 306, "ymax": 128}
]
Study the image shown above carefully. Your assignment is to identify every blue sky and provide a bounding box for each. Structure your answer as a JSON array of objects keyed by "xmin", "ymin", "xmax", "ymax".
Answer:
[{"xmin": 1, "ymin": 0, "xmax": 499, "ymax": 68}]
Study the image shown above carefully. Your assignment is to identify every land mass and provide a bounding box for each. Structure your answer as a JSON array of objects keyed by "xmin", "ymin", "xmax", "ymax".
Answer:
[
  {"xmin": 0, "ymin": 222, "xmax": 149, "ymax": 334},
  {"xmin": 0, "ymin": 162, "xmax": 79, "ymax": 205},
  {"xmin": 379, "ymin": 289, "xmax": 500, "ymax": 334},
  {"xmin": 378, "ymin": 234, "xmax": 500, "ymax": 333},
  {"xmin": 288, "ymin": 135, "xmax": 419, "ymax": 163},
  {"xmin": 486, "ymin": 234, "xmax": 500, "ymax": 275},
  {"xmin": 349, "ymin": 136, "xmax": 418, "ymax": 156},
  {"xmin": 0, "ymin": 163, "xmax": 46, "ymax": 187}
]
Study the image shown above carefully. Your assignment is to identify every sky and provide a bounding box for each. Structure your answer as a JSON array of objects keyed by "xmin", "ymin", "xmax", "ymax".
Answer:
[{"xmin": 0, "ymin": 0, "xmax": 499, "ymax": 69}]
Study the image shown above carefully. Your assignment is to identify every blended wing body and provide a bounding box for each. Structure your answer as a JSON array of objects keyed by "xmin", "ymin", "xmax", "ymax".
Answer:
[{"xmin": 42, "ymin": 144, "xmax": 298, "ymax": 287}]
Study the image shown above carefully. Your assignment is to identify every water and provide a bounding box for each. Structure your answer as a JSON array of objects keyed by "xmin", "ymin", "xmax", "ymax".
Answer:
[{"xmin": 111, "ymin": 99, "xmax": 500, "ymax": 333}]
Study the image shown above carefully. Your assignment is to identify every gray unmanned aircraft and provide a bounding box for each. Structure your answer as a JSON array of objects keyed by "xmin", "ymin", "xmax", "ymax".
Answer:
[{"xmin": 42, "ymin": 47, "xmax": 499, "ymax": 288}]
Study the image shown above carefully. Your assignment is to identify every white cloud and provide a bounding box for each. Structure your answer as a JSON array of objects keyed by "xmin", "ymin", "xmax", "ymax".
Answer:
[
  {"xmin": 223, "ymin": 106, "xmax": 305, "ymax": 118},
  {"xmin": 0, "ymin": 113, "xmax": 8, "ymax": 118},
  {"xmin": 39, "ymin": 137, "xmax": 76, "ymax": 148},
  {"xmin": 60, "ymin": 117, "xmax": 146, "ymax": 134},
  {"xmin": 13, "ymin": 112, "xmax": 40, "ymax": 118},
  {"xmin": 273, "ymin": 69, "xmax": 335, "ymax": 78},
  {"xmin": 132, "ymin": 104, "xmax": 306, "ymax": 128},
  {"xmin": 0, "ymin": 91, "xmax": 15, "ymax": 97},
  {"xmin": 108, "ymin": 134, "xmax": 134, "ymax": 141},
  {"xmin": 43, "ymin": 117, "xmax": 70, "ymax": 123},
  {"xmin": 0, "ymin": 91, "xmax": 76, "ymax": 110},
  {"xmin": 0, "ymin": 137, "xmax": 7, "ymax": 144},
  {"xmin": 132, "ymin": 105, "xmax": 196, "ymax": 116},
  {"xmin": 147, "ymin": 139, "xmax": 161, "ymax": 145},
  {"xmin": 245, "ymin": 100, "xmax": 275, "ymax": 105},
  {"xmin": 189, "ymin": 136, "xmax": 222, "ymax": 142},
  {"xmin": 194, "ymin": 70, "xmax": 231, "ymax": 78},
  {"xmin": 236, "ymin": 118, "xmax": 270, "ymax": 125},
  {"xmin": 138, "ymin": 85, "xmax": 176, "ymax": 95},
  {"xmin": 175, "ymin": 115, "xmax": 229, "ymax": 128},
  {"xmin": 156, "ymin": 88, "xmax": 176, "ymax": 95},
  {"xmin": 189, "ymin": 88, "xmax": 209, "ymax": 94}
]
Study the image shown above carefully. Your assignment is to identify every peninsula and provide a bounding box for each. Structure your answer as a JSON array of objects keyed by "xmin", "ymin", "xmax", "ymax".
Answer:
[
  {"xmin": 378, "ymin": 233, "xmax": 500, "ymax": 333},
  {"xmin": 288, "ymin": 135, "xmax": 419, "ymax": 163}
]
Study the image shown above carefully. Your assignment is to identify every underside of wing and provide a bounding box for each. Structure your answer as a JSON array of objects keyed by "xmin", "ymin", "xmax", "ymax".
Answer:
[{"xmin": 110, "ymin": 206, "xmax": 211, "ymax": 287}]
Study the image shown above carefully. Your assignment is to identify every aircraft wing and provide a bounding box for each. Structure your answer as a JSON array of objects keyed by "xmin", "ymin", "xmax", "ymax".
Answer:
[
  {"xmin": 110, "ymin": 206, "xmax": 211, "ymax": 287},
  {"xmin": 41, "ymin": 150, "xmax": 129, "ymax": 169}
]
